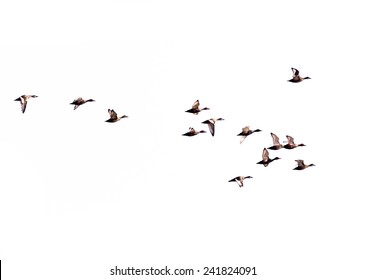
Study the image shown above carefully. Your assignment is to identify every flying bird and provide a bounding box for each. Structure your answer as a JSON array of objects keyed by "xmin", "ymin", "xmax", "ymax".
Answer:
[
  {"xmin": 256, "ymin": 148, "xmax": 280, "ymax": 167},
  {"xmin": 202, "ymin": 118, "xmax": 224, "ymax": 136},
  {"xmin": 228, "ymin": 176, "xmax": 253, "ymax": 188},
  {"xmin": 185, "ymin": 100, "xmax": 210, "ymax": 115},
  {"xmin": 182, "ymin": 127, "xmax": 207, "ymax": 137},
  {"xmin": 70, "ymin": 97, "xmax": 95, "ymax": 110},
  {"xmin": 105, "ymin": 109, "xmax": 128, "ymax": 123},
  {"xmin": 14, "ymin": 95, "xmax": 38, "ymax": 113},
  {"xmin": 238, "ymin": 126, "xmax": 262, "ymax": 144},
  {"xmin": 283, "ymin": 135, "xmax": 305, "ymax": 149},
  {"xmin": 288, "ymin": 67, "xmax": 311, "ymax": 83},
  {"xmin": 293, "ymin": 160, "xmax": 315, "ymax": 170}
]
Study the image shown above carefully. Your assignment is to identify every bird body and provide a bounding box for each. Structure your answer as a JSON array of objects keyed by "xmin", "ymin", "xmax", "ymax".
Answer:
[
  {"xmin": 256, "ymin": 148, "xmax": 280, "ymax": 167},
  {"xmin": 185, "ymin": 100, "xmax": 210, "ymax": 115},
  {"xmin": 229, "ymin": 176, "xmax": 253, "ymax": 188},
  {"xmin": 283, "ymin": 135, "xmax": 305, "ymax": 149},
  {"xmin": 14, "ymin": 95, "xmax": 38, "ymax": 113},
  {"xmin": 288, "ymin": 67, "xmax": 311, "ymax": 83},
  {"xmin": 182, "ymin": 127, "xmax": 207, "ymax": 137},
  {"xmin": 105, "ymin": 109, "xmax": 128, "ymax": 123},
  {"xmin": 70, "ymin": 97, "xmax": 95, "ymax": 110},
  {"xmin": 293, "ymin": 160, "xmax": 315, "ymax": 170},
  {"xmin": 202, "ymin": 117, "xmax": 224, "ymax": 136},
  {"xmin": 238, "ymin": 126, "xmax": 262, "ymax": 143}
]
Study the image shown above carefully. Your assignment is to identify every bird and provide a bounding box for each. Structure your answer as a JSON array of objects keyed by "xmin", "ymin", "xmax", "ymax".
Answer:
[
  {"xmin": 182, "ymin": 127, "xmax": 207, "ymax": 137},
  {"xmin": 105, "ymin": 109, "xmax": 128, "ymax": 123},
  {"xmin": 185, "ymin": 100, "xmax": 210, "ymax": 115},
  {"xmin": 202, "ymin": 118, "xmax": 224, "ymax": 136},
  {"xmin": 283, "ymin": 135, "xmax": 305, "ymax": 149},
  {"xmin": 293, "ymin": 160, "xmax": 315, "ymax": 170},
  {"xmin": 14, "ymin": 95, "xmax": 38, "ymax": 113},
  {"xmin": 288, "ymin": 67, "xmax": 311, "ymax": 83},
  {"xmin": 256, "ymin": 148, "xmax": 280, "ymax": 167},
  {"xmin": 228, "ymin": 176, "xmax": 253, "ymax": 188},
  {"xmin": 237, "ymin": 126, "xmax": 262, "ymax": 144},
  {"xmin": 70, "ymin": 97, "xmax": 95, "ymax": 110},
  {"xmin": 267, "ymin": 132, "xmax": 283, "ymax": 150}
]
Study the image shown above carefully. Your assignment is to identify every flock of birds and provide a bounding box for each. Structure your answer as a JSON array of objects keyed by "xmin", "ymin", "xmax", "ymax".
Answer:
[
  {"xmin": 182, "ymin": 68, "xmax": 315, "ymax": 188},
  {"xmin": 13, "ymin": 68, "xmax": 315, "ymax": 189},
  {"xmin": 14, "ymin": 95, "xmax": 128, "ymax": 122}
]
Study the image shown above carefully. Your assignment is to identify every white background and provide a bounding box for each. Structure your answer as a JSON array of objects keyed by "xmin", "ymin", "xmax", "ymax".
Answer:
[{"xmin": 0, "ymin": 0, "xmax": 364, "ymax": 279}]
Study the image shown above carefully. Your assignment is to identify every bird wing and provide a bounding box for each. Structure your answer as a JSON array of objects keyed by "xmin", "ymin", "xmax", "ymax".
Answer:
[
  {"xmin": 207, "ymin": 122, "xmax": 215, "ymax": 136},
  {"xmin": 235, "ymin": 177, "xmax": 243, "ymax": 187},
  {"xmin": 240, "ymin": 136, "xmax": 247, "ymax": 144},
  {"xmin": 286, "ymin": 135, "xmax": 295, "ymax": 145},
  {"xmin": 295, "ymin": 160, "xmax": 305, "ymax": 167},
  {"xmin": 108, "ymin": 109, "xmax": 118, "ymax": 119},
  {"xmin": 21, "ymin": 100, "xmax": 27, "ymax": 113},
  {"xmin": 271, "ymin": 133, "xmax": 280, "ymax": 145},
  {"xmin": 291, "ymin": 67, "xmax": 300, "ymax": 76},
  {"xmin": 14, "ymin": 96, "xmax": 27, "ymax": 113},
  {"xmin": 262, "ymin": 148, "xmax": 269, "ymax": 161},
  {"xmin": 192, "ymin": 100, "xmax": 199, "ymax": 109}
]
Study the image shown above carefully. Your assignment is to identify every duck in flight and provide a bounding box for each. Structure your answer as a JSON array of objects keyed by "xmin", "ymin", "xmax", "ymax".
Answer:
[
  {"xmin": 238, "ymin": 126, "xmax": 262, "ymax": 144},
  {"xmin": 283, "ymin": 135, "xmax": 305, "ymax": 149},
  {"xmin": 105, "ymin": 109, "xmax": 128, "ymax": 123},
  {"xmin": 14, "ymin": 95, "xmax": 38, "ymax": 113},
  {"xmin": 293, "ymin": 160, "xmax": 315, "ymax": 170},
  {"xmin": 182, "ymin": 127, "xmax": 207, "ymax": 137},
  {"xmin": 70, "ymin": 97, "xmax": 95, "ymax": 110},
  {"xmin": 185, "ymin": 100, "xmax": 210, "ymax": 115},
  {"xmin": 228, "ymin": 175, "xmax": 253, "ymax": 188},
  {"xmin": 256, "ymin": 148, "xmax": 280, "ymax": 167},
  {"xmin": 288, "ymin": 67, "xmax": 311, "ymax": 83},
  {"xmin": 202, "ymin": 118, "xmax": 224, "ymax": 136}
]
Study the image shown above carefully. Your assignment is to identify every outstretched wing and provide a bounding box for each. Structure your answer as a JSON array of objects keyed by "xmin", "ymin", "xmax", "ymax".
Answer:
[
  {"xmin": 291, "ymin": 67, "xmax": 299, "ymax": 76},
  {"xmin": 295, "ymin": 160, "xmax": 305, "ymax": 168},
  {"xmin": 271, "ymin": 132, "xmax": 280, "ymax": 145},
  {"xmin": 108, "ymin": 109, "xmax": 118, "ymax": 120},
  {"xmin": 15, "ymin": 96, "xmax": 27, "ymax": 113},
  {"xmin": 262, "ymin": 148, "xmax": 269, "ymax": 161},
  {"xmin": 207, "ymin": 122, "xmax": 215, "ymax": 136},
  {"xmin": 192, "ymin": 100, "xmax": 199, "ymax": 109},
  {"xmin": 235, "ymin": 177, "xmax": 243, "ymax": 187},
  {"xmin": 21, "ymin": 99, "xmax": 27, "ymax": 113},
  {"xmin": 286, "ymin": 135, "xmax": 295, "ymax": 145}
]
